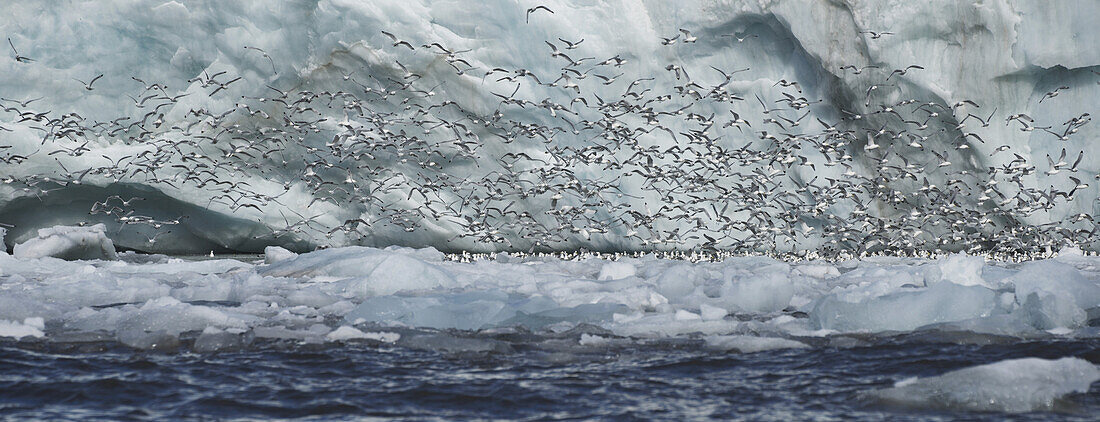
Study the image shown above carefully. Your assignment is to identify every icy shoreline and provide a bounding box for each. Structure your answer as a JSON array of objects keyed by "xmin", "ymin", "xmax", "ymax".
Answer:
[{"xmin": 2, "ymin": 241, "xmax": 1097, "ymax": 347}]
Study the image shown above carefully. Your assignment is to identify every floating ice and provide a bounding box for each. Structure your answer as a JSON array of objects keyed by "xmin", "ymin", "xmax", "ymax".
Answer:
[
  {"xmin": 326, "ymin": 326, "xmax": 400, "ymax": 343},
  {"xmin": 811, "ymin": 281, "xmax": 1000, "ymax": 332},
  {"xmin": 0, "ymin": 317, "xmax": 45, "ymax": 339},
  {"xmin": 193, "ymin": 327, "xmax": 244, "ymax": 353},
  {"xmin": 654, "ymin": 264, "xmax": 701, "ymax": 302},
  {"xmin": 12, "ymin": 224, "xmax": 117, "ymax": 261},
  {"xmin": 1007, "ymin": 260, "xmax": 1100, "ymax": 330},
  {"xmin": 598, "ymin": 261, "xmax": 636, "ymax": 281},
  {"xmin": 117, "ymin": 328, "xmax": 180, "ymax": 352},
  {"xmin": 934, "ymin": 253, "xmax": 989, "ymax": 288},
  {"xmin": 264, "ymin": 246, "xmax": 298, "ymax": 264},
  {"xmin": 717, "ymin": 268, "xmax": 795, "ymax": 313},
  {"xmin": 704, "ymin": 335, "xmax": 809, "ymax": 353},
  {"xmin": 868, "ymin": 357, "xmax": 1100, "ymax": 413},
  {"xmin": 578, "ymin": 333, "xmax": 612, "ymax": 346},
  {"xmin": 260, "ymin": 246, "xmax": 456, "ymax": 297},
  {"xmin": 0, "ymin": 244, "xmax": 1098, "ymax": 352}
]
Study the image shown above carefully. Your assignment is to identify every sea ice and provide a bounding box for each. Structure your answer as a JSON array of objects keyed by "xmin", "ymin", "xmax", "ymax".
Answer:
[
  {"xmin": 193, "ymin": 327, "xmax": 245, "ymax": 352},
  {"xmin": 1007, "ymin": 260, "xmax": 1100, "ymax": 329},
  {"xmin": 326, "ymin": 326, "xmax": 400, "ymax": 343},
  {"xmin": 934, "ymin": 253, "xmax": 989, "ymax": 288},
  {"xmin": 868, "ymin": 357, "xmax": 1100, "ymax": 413},
  {"xmin": 0, "ymin": 241, "xmax": 1098, "ymax": 351},
  {"xmin": 811, "ymin": 281, "xmax": 1000, "ymax": 332},
  {"xmin": 261, "ymin": 246, "xmax": 456, "ymax": 297},
  {"xmin": 0, "ymin": 318, "xmax": 45, "ymax": 339},
  {"xmin": 264, "ymin": 246, "xmax": 298, "ymax": 264},
  {"xmin": 598, "ymin": 261, "xmax": 636, "ymax": 280},
  {"xmin": 12, "ymin": 224, "xmax": 118, "ymax": 261}
]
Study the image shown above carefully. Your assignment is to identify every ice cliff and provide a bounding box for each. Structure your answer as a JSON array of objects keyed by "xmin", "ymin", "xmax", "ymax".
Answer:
[{"xmin": 0, "ymin": 0, "xmax": 1097, "ymax": 254}]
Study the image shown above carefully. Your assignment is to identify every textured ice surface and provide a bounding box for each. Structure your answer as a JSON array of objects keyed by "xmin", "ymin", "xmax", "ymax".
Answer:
[
  {"xmin": 868, "ymin": 357, "xmax": 1100, "ymax": 413},
  {"xmin": 325, "ymin": 326, "xmax": 400, "ymax": 343},
  {"xmin": 12, "ymin": 224, "xmax": 118, "ymax": 260},
  {"xmin": 811, "ymin": 281, "xmax": 1001, "ymax": 332},
  {"xmin": 0, "ymin": 318, "xmax": 45, "ymax": 339},
  {"xmin": 263, "ymin": 246, "xmax": 298, "ymax": 264},
  {"xmin": 0, "ymin": 1, "xmax": 1097, "ymax": 254},
  {"xmin": 1, "ymin": 240, "xmax": 1098, "ymax": 349}
]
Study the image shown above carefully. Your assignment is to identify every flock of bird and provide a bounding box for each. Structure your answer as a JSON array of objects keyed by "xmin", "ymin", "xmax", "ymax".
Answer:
[{"xmin": 1, "ymin": 11, "xmax": 1098, "ymax": 260}]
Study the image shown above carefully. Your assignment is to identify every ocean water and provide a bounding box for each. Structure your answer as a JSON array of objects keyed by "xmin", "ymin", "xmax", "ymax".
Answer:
[{"xmin": 2, "ymin": 334, "xmax": 1097, "ymax": 420}]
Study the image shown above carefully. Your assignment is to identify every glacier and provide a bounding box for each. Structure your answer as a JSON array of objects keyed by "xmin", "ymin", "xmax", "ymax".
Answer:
[{"xmin": 0, "ymin": 0, "xmax": 1097, "ymax": 255}]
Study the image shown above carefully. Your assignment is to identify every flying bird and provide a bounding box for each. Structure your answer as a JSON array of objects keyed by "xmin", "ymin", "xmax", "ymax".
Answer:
[
  {"xmin": 526, "ymin": 5, "xmax": 553, "ymax": 23},
  {"xmin": 243, "ymin": 45, "xmax": 277, "ymax": 74},
  {"xmin": 381, "ymin": 30, "xmax": 416, "ymax": 50},
  {"xmin": 73, "ymin": 74, "xmax": 104, "ymax": 91},
  {"xmin": 8, "ymin": 37, "xmax": 33, "ymax": 63},
  {"xmin": 557, "ymin": 37, "xmax": 584, "ymax": 49},
  {"xmin": 860, "ymin": 30, "xmax": 894, "ymax": 39},
  {"xmin": 678, "ymin": 28, "xmax": 697, "ymax": 43}
]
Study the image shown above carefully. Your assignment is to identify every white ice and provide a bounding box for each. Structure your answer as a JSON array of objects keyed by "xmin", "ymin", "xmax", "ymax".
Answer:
[
  {"xmin": 0, "ymin": 317, "xmax": 45, "ymax": 339},
  {"xmin": 0, "ymin": 1, "xmax": 1097, "ymax": 253},
  {"xmin": 1, "ymin": 236, "xmax": 1098, "ymax": 350},
  {"xmin": 12, "ymin": 224, "xmax": 118, "ymax": 261},
  {"xmin": 869, "ymin": 357, "xmax": 1100, "ymax": 413}
]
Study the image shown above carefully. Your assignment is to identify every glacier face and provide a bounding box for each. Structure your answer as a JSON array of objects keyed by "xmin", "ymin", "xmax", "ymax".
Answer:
[{"xmin": 0, "ymin": 0, "xmax": 1098, "ymax": 254}]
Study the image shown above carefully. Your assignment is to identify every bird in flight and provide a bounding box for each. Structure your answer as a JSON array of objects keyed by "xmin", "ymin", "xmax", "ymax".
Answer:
[
  {"xmin": 8, "ymin": 37, "xmax": 33, "ymax": 63},
  {"xmin": 381, "ymin": 31, "xmax": 415, "ymax": 50},
  {"xmin": 557, "ymin": 37, "xmax": 584, "ymax": 49},
  {"xmin": 886, "ymin": 65, "xmax": 924, "ymax": 81},
  {"xmin": 678, "ymin": 29, "xmax": 697, "ymax": 43},
  {"xmin": 243, "ymin": 45, "xmax": 277, "ymax": 74},
  {"xmin": 73, "ymin": 74, "xmax": 104, "ymax": 91},
  {"xmin": 860, "ymin": 30, "xmax": 894, "ymax": 39},
  {"xmin": 839, "ymin": 64, "xmax": 880, "ymax": 74},
  {"xmin": 526, "ymin": 5, "xmax": 553, "ymax": 23},
  {"xmin": 721, "ymin": 32, "xmax": 758, "ymax": 43},
  {"xmin": 1039, "ymin": 86, "xmax": 1070, "ymax": 103}
]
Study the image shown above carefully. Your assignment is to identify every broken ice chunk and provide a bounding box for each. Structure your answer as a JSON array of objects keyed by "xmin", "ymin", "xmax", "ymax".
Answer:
[{"xmin": 13, "ymin": 224, "xmax": 118, "ymax": 261}]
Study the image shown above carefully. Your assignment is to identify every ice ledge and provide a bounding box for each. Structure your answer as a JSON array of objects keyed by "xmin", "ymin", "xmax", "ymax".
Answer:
[{"xmin": 12, "ymin": 223, "xmax": 118, "ymax": 260}]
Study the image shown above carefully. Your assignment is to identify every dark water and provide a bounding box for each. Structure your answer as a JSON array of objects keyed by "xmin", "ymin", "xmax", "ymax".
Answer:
[{"xmin": 1, "ymin": 333, "xmax": 1098, "ymax": 421}]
